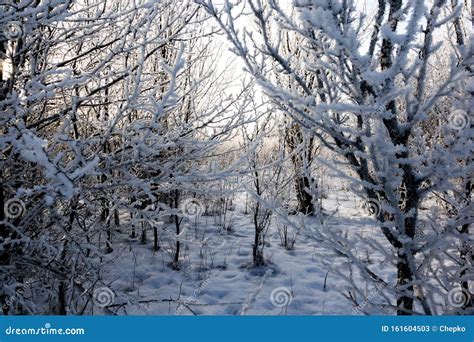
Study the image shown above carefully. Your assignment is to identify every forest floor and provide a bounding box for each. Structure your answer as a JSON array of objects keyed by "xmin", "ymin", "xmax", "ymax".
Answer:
[{"xmin": 97, "ymin": 190, "xmax": 395, "ymax": 315}]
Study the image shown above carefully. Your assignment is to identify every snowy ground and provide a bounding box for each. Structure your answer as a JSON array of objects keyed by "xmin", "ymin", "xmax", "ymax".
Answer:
[{"xmin": 96, "ymin": 189, "xmax": 396, "ymax": 315}]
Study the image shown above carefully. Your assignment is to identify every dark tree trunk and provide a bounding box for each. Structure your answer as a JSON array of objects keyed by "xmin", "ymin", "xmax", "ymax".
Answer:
[
  {"xmin": 153, "ymin": 225, "xmax": 159, "ymax": 251},
  {"xmin": 294, "ymin": 175, "xmax": 315, "ymax": 215},
  {"xmin": 58, "ymin": 282, "xmax": 67, "ymax": 315},
  {"xmin": 100, "ymin": 198, "xmax": 113, "ymax": 253},
  {"xmin": 58, "ymin": 198, "xmax": 77, "ymax": 315},
  {"xmin": 251, "ymin": 167, "xmax": 267, "ymax": 267},
  {"xmin": 396, "ymin": 169, "xmax": 418, "ymax": 315},
  {"xmin": 252, "ymin": 205, "xmax": 264, "ymax": 266},
  {"xmin": 396, "ymin": 250, "xmax": 414, "ymax": 315},
  {"xmin": 130, "ymin": 197, "xmax": 137, "ymax": 238},
  {"xmin": 286, "ymin": 124, "xmax": 316, "ymax": 215},
  {"xmin": 172, "ymin": 189, "xmax": 180, "ymax": 270}
]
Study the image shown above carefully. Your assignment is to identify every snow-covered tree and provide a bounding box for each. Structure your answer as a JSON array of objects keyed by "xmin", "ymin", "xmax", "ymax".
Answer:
[
  {"xmin": 0, "ymin": 0, "xmax": 249, "ymax": 314},
  {"xmin": 199, "ymin": 0, "xmax": 472, "ymax": 315}
]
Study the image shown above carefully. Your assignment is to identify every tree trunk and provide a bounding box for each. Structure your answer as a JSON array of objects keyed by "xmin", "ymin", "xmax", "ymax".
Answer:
[
  {"xmin": 100, "ymin": 199, "xmax": 113, "ymax": 253},
  {"xmin": 396, "ymin": 216, "xmax": 416, "ymax": 314},
  {"xmin": 172, "ymin": 189, "xmax": 180, "ymax": 270},
  {"xmin": 153, "ymin": 225, "xmax": 159, "ymax": 251},
  {"xmin": 252, "ymin": 208, "xmax": 264, "ymax": 266},
  {"xmin": 58, "ymin": 281, "xmax": 67, "ymax": 315},
  {"xmin": 396, "ymin": 171, "xmax": 418, "ymax": 315},
  {"xmin": 396, "ymin": 252, "xmax": 414, "ymax": 315},
  {"xmin": 286, "ymin": 124, "xmax": 316, "ymax": 215},
  {"xmin": 294, "ymin": 175, "xmax": 315, "ymax": 215},
  {"xmin": 140, "ymin": 220, "xmax": 147, "ymax": 244}
]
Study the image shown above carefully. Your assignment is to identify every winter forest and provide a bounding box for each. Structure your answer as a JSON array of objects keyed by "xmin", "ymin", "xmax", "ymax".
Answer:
[{"xmin": 0, "ymin": 0, "xmax": 472, "ymax": 316}]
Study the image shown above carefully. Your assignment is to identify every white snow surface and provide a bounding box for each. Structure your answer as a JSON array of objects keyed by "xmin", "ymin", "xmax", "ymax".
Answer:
[{"xmin": 99, "ymin": 190, "xmax": 394, "ymax": 315}]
